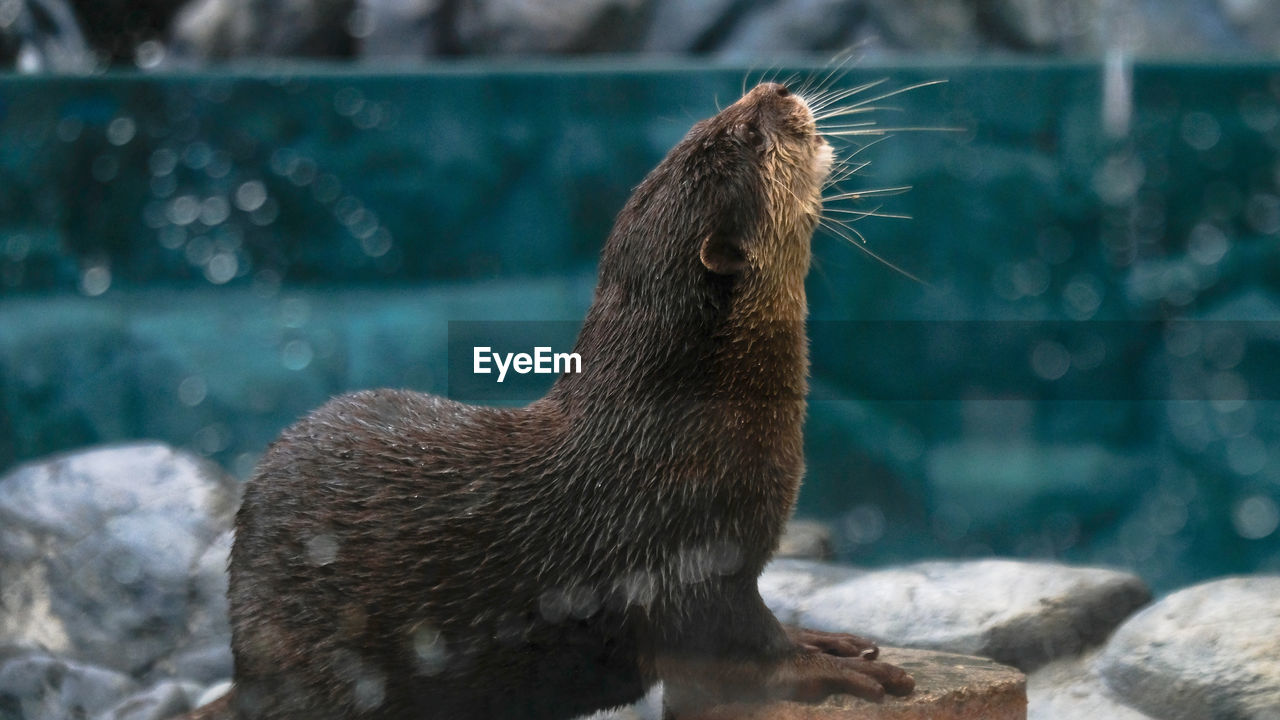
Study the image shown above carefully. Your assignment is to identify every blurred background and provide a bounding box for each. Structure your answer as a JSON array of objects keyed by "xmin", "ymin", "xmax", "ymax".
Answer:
[{"xmin": 2, "ymin": 0, "xmax": 1280, "ymax": 594}]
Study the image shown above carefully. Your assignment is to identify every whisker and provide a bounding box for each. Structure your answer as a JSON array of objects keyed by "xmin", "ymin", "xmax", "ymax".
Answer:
[
  {"xmin": 837, "ymin": 79, "xmax": 950, "ymax": 110},
  {"xmin": 822, "ymin": 164, "xmax": 873, "ymax": 190},
  {"xmin": 824, "ymin": 207, "xmax": 913, "ymax": 221},
  {"xmin": 800, "ymin": 48, "xmax": 860, "ymax": 98},
  {"xmin": 819, "ymin": 217, "xmax": 866, "ymax": 243},
  {"xmin": 819, "ymin": 120, "xmax": 880, "ymax": 130},
  {"xmin": 805, "ymin": 79, "xmax": 890, "ymax": 113},
  {"xmin": 823, "ymin": 186, "xmax": 912, "ymax": 201},
  {"xmin": 814, "ymin": 106, "xmax": 904, "ymax": 122},
  {"xmin": 813, "ymin": 78, "xmax": 888, "ymax": 103},
  {"xmin": 829, "ymin": 135, "xmax": 895, "ymax": 159},
  {"xmin": 819, "ymin": 220, "xmax": 931, "ymax": 286},
  {"xmin": 825, "ymin": 126, "xmax": 962, "ymax": 136}
]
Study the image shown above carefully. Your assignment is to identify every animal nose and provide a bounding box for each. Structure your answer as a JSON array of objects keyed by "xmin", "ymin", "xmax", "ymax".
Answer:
[{"xmin": 776, "ymin": 84, "xmax": 790, "ymax": 97}]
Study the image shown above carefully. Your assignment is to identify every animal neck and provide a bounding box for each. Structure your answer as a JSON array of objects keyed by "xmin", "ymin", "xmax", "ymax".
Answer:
[{"xmin": 547, "ymin": 270, "xmax": 809, "ymax": 449}]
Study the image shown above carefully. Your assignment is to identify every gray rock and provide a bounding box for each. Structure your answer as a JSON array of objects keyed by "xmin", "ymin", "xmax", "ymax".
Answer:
[
  {"xmin": 0, "ymin": 443, "xmax": 239, "ymax": 676},
  {"xmin": 93, "ymin": 679, "xmax": 193, "ymax": 720},
  {"xmin": 1027, "ymin": 649, "xmax": 1157, "ymax": 720},
  {"xmin": 149, "ymin": 531, "xmax": 233, "ymax": 683},
  {"xmin": 774, "ymin": 519, "xmax": 835, "ymax": 561},
  {"xmin": 792, "ymin": 559, "xmax": 1150, "ymax": 671},
  {"xmin": 715, "ymin": 0, "xmax": 867, "ymax": 60},
  {"xmin": 168, "ymin": 0, "xmax": 354, "ymax": 61},
  {"xmin": 193, "ymin": 680, "xmax": 231, "ymax": 709},
  {"xmin": 758, "ymin": 558, "xmax": 863, "ymax": 625},
  {"xmin": 0, "ymin": 647, "xmax": 139, "ymax": 720},
  {"xmin": 148, "ymin": 640, "xmax": 232, "ymax": 688},
  {"xmin": 865, "ymin": 0, "xmax": 980, "ymax": 53},
  {"xmin": 355, "ymin": 0, "xmax": 442, "ymax": 60},
  {"xmin": 67, "ymin": 0, "xmax": 186, "ymax": 64},
  {"xmin": 1097, "ymin": 575, "xmax": 1280, "ymax": 720},
  {"xmin": 453, "ymin": 0, "xmax": 650, "ymax": 54},
  {"xmin": 0, "ymin": 0, "xmax": 93, "ymax": 72},
  {"xmin": 640, "ymin": 0, "xmax": 741, "ymax": 53},
  {"xmin": 1222, "ymin": 0, "xmax": 1280, "ymax": 54}
]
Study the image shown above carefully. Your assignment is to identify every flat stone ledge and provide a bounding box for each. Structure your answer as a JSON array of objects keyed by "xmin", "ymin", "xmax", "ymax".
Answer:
[{"xmin": 679, "ymin": 648, "xmax": 1027, "ymax": 720}]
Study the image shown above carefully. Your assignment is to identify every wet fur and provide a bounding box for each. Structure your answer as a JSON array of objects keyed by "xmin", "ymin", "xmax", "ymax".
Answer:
[{"xmin": 221, "ymin": 84, "xmax": 851, "ymax": 720}]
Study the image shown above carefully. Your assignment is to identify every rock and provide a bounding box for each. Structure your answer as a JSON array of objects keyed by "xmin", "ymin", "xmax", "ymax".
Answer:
[
  {"xmin": 168, "ymin": 0, "xmax": 355, "ymax": 61},
  {"xmin": 640, "ymin": 0, "xmax": 740, "ymax": 53},
  {"xmin": 0, "ymin": 647, "xmax": 139, "ymax": 720},
  {"xmin": 94, "ymin": 679, "xmax": 196, "ymax": 720},
  {"xmin": 453, "ymin": 0, "xmax": 650, "ymax": 54},
  {"xmin": 0, "ymin": 0, "xmax": 93, "ymax": 72},
  {"xmin": 715, "ymin": 0, "xmax": 866, "ymax": 60},
  {"xmin": 68, "ymin": 0, "xmax": 184, "ymax": 63},
  {"xmin": 192, "ymin": 680, "xmax": 232, "ymax": 709},
  {"xmin": 865, "ymin": 0, "xmax": 980, "ymax": 53},
  {"xmin": 355, "ymin": 0, "xmax": 444, "ymax": 60},
  {"xmin": 148, "ymin": 640, "xmax": 232, "ymax": 688},
  {"xmin": 775, "ymin": 519, "xmax": 835, "ymax": 561},
  {"xmin": 1221, "ymin": 0, "xmax": 1280, "ymax": 54},
  {"xmin": 788, "ymin": 560, "xmax": 1150, "ymax": 671},
  {"xmin": 1026, "ymin": 649, "xmax": 1157, "ymax": 720},
  {"xmin": 759, "ymin": 558, "xmax": 865, "ymax": 625},
  {"xmin": 680, "ymin": 647, "xmax": 1026, "ymax": 720},
  {"xmin": 1096, "ymin": 575, "xmax": 1280, "ymax": 720},
  {"xmin": 0, "ymin": 443, "xmax": 239, "ymax": 677}
]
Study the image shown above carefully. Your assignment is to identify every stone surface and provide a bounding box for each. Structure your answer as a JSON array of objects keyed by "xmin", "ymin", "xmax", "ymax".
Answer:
[
  {"xmin": 0, "ymin": 647, "xmax": 139, "ymax": 720},
  {"xmin": 788, "ymin": 560, "xmax": 1151, "ymax": 671},
  {"xmin": 96, "ymin": 678, "xmax": 199, "ymax": 720},
  {"xmin": 1097, "ymin": 575, "xmax": 1280, "ymax": 720},
  {"xmin": 168, "ymin": 0, "xmax": 355, "ymax": 61},
  {"xmin": 864, "ymin": 0, "xmax": 980, "ymax": 53},
  {"xmin": 775, "ymin": 519, "xmax": 836, "ymax": 561},
  {"xmin": 192, "ymin": 680, "xmax": 232, "ymax": 710},
  {"xmin": 68, "ymin": 0, "xmax": 185, "ymax": 63},
  {"xmin": 681, "ymin": 647, "xmax": 1026, "ymax": 720},
  {"xmin": 759, "ymin": 558, "xmax": 865, "ymax": 625},
  {"xmin": 355, "ymin": 0, "xmax": 444, "ymax": 59},
  {"xmin": 0, "ymin": 0, "xmax": 92, "ymax": 71},
  {"xmin": 640, "ymin": 0, "xmax": 739, "ymax": 53},
  {"xmin": 453, "ymin": 0, "xmax": 650, "ymax": 54},
  {"xmin": 1025, "ymin": 649, "xmax": 1156, "ymax": 720},
  {"xmin": 0, "ymin": 443, "xmax": 239, "ymax": 676},
  {"xmin": 714, "ymin": 0, "xmax": 866, "ymax": 60}
]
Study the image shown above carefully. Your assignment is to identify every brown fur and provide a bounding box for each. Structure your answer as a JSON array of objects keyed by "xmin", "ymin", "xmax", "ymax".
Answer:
[{"xmin": 179, "ymin": 83, "xmax": 911, "ymax": 720}]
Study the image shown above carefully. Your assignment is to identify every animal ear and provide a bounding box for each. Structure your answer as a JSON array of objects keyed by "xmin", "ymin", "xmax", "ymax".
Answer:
[{"xmin": 699, "ymin": 232, "xmax": 748, "ymax": 275}]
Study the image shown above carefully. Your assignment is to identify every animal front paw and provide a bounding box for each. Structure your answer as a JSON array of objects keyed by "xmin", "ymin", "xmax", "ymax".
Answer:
[
  {"xmin": 773, "ymin": 649, "xmax": 915, "ymax": 703},
  {"xmin": 785, "ymin": 625, "xmax": 880, "ymax": 660}
]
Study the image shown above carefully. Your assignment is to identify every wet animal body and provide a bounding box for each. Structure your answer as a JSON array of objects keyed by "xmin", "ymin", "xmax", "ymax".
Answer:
[{"xmin": 201, "ymin": 81, "xmax": 914, "ymax": 720}]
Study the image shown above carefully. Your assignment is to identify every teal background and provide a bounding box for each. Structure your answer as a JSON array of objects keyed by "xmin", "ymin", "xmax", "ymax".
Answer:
[{"xmin": 2, "ymin": 62, "xmax": 1279, "ymax": 592}]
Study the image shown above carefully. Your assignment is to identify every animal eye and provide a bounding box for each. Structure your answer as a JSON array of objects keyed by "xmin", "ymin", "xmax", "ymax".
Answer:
[{"xmin": 734, "ymin": 122, "xmax": 763, "ymax": 149}]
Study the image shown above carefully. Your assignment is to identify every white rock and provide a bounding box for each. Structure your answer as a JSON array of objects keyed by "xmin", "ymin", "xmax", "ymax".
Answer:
[
  {"xmin": 792, "ymin": 559, "xmax": 1150, "ymax": 670},
  {"xmin": 1098, "ymin": 575, "xmax": 1280, "ymax": 720}
]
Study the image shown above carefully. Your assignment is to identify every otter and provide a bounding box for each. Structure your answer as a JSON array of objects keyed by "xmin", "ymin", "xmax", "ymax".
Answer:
[{"xmin": 191, "ymin": 82, "xmax": 914, "ymax": 720}]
